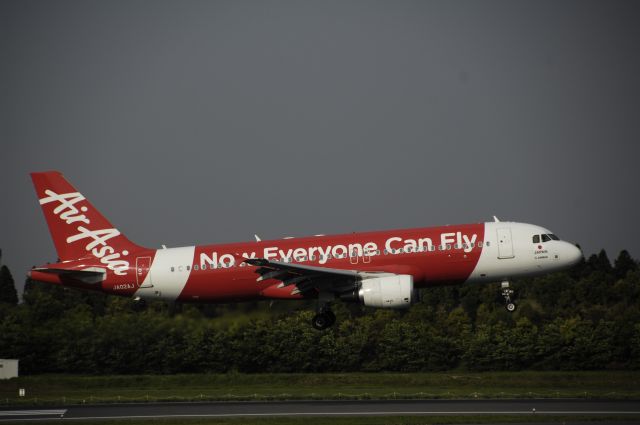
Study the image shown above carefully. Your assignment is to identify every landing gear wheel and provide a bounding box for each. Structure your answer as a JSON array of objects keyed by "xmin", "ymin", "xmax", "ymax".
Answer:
[
  {"xmin": 506, "ymin": 302, "xmax": 517, "ymax": 312},
  {"xmin": 312, "ymin": 312, "xmax": 333, "ymax": 330}
]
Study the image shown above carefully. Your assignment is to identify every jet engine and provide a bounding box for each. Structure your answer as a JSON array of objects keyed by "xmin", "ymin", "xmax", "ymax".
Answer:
[{"xmin": 341, "ymin": 274, "xmax": 415, "ymax": 309}]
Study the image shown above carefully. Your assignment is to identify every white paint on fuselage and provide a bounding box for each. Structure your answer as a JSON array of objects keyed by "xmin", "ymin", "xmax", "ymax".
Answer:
[
  {"xmin": 133, "ymin": 246, "xmax": 195, "ymax": 300},
  {"xmin": 468, "ymin": 222, "xmax": 581, "ymax": 283}
]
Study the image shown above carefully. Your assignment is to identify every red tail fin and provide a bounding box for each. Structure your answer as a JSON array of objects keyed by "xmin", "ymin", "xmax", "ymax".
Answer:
[{"xmin": 31, "ymin": 171, "xmax": 145, "ymax": 270}]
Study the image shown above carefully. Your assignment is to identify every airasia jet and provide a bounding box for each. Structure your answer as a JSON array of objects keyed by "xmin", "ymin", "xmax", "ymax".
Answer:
[{"xmin": 29, "ymin": 171, "xmax": 582, "ymax": 330}]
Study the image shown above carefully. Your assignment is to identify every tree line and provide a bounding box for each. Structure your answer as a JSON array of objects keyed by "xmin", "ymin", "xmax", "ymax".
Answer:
[{"xmin": 0, "ymin": 249, "xmax": 639, "ymax": 374}]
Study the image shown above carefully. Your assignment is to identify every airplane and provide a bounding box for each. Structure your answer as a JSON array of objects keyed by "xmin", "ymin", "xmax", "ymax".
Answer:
[{"xmin": 28, "ymin": 171, "xmax": 583, "ymax": 330}]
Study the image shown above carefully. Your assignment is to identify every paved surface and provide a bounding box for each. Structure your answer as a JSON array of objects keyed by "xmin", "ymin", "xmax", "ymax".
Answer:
[{"xmin": 0, "ymin": 399, "xmax": 639, "ymax": 421}]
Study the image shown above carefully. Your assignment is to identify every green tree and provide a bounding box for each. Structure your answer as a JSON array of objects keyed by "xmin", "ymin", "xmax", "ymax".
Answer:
[
  {"xmin": 0, "ymin": 265, "xmax": 18, "ymax": 305},
  {"xmin": 614, "ymin": 250, "xmax": 638, "ymax": 279},
  {"xmin": 630, "ymin": 323, "xmax": 640, "ymax": 369},
  {"xmin": 590, "ymin": 249, "xmax": 613, "ymax": 274}
]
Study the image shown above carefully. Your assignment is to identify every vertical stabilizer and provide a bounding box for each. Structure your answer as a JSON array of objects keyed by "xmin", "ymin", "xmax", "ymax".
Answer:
[{"xmin": 31, "ymin": 171, "xmax": 144, "ymax": 264}]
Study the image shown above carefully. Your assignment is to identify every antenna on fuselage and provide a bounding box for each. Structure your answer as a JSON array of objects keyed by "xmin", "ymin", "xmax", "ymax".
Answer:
[
  {"xmin": 254, "ymin": 234, "xmax": 261, "ymax": 242},
  {"xmin": 493, "ymin": 216, "xmax": 501, "ymax": 222}
]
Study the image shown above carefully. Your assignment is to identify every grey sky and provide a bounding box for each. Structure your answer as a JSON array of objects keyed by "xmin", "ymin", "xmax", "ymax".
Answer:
[{"xmin": 1, "ymin": 0, "xmax": 639, "ymax": 293}]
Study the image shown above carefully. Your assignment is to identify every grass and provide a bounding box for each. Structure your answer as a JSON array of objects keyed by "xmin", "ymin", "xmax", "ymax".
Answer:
[
  {"xmin": 1, "ymin": 371, "xmax": 639, "ymax": 407},
  {"xmin": 5, "ymin": 416, "xmax": 640, "ymax": 425}
]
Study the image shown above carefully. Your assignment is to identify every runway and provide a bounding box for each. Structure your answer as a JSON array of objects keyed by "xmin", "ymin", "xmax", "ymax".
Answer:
[{"xmin": 1, "ymin": 399, "xmax": 639, "ymax": 422}]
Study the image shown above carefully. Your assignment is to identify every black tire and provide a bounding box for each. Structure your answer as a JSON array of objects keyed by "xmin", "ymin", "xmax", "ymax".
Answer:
[
  {"xmin": 506, "ymin": 302, "xmax": 517, "ymax": 312},
  {"xmin": 312, "ymin": 313, "xmax": 330, "ymax": 330},
  {"xmin": 311, "ymin": 313, "xmax": 329, "ymax": 331}
]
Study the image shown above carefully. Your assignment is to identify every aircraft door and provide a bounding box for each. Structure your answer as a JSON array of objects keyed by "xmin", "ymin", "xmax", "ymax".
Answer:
[
  {"xmin": 362, "ymin": 247, "xmax": 372, "ymax": 264},
  {"xmin": 136, "ymin": 256, "xmax": 153, "ymax": 288},
  {"xmin": 496, "ymin": 228, "xmax": 515, "ymax": 259},
  {"xmin": 349, "ymin": 250, "xmax": 359, "ymax": 265}
]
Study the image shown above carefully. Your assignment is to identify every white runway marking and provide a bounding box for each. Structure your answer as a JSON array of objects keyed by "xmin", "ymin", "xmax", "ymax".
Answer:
[{"xmin": 0, "ymin": 410, "xmax": 66, "ymax": 417}]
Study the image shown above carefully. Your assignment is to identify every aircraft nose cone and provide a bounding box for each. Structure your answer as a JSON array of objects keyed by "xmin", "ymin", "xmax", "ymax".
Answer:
[{"xmin": 566, "ymin": 243, "xmax": 583, "ymax": 266}]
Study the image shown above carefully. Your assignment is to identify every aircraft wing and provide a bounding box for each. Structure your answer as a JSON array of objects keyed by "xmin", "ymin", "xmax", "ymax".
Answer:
[{"xmin": 245, "ymin": 258, "xmax": 372, "ymax": 295}]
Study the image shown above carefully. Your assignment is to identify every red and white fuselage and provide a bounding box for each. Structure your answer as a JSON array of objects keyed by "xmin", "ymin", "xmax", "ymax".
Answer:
[{"xmin": 29, "ymin": 171, "xmax": 582, "ymax": 326}]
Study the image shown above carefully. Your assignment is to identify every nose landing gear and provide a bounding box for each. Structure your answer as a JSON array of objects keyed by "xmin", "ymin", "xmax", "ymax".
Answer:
[{"xmin": 501, "ymin": 281, "xmax": 517, "ymax": 312}]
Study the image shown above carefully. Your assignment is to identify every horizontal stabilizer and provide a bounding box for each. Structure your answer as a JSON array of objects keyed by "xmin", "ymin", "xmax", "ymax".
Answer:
[{"xmin": 31, "ymin": 267, "xmax": 106, "ymax": 284}]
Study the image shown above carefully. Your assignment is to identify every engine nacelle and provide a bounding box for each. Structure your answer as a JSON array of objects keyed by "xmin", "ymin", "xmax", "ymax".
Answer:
[{"xmin": 357, "ymin": 274, "xmax": 415, "ymax": 309}]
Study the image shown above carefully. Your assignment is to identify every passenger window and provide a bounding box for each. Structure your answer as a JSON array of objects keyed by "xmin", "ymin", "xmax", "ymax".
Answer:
[
  {"xmin": 533, "ymin": 235, "xmax": 540, "ymax": 243},
  {"xmin": 171, "ymin": 266, "xmax": 175, "ymax": 272},
  {"xmin": 542, "ymin": 234, "xmax": 551, "ymax": 242},
  {"xmin": 186, "ymin": 265, "xmax": 191, "ymax": 271},
  {"xmin": 478, "ymin": 241, "xmax": 483, "ymax": 248},
  {"xmin": 485, "ymin": 241, "xmax": 490, "ymax": 246},
  {"xmin": 446, "ymin": 244, "xmax": 452, "ymax": 250},
  {"xmin": 194, "ymin": 265, "xmax": 199, "ymax": 271}
]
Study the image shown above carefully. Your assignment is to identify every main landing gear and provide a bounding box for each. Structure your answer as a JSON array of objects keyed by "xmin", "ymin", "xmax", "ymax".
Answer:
[
  {"xmin": 311, "ymin": 296, "xmax": 336, "ymax": 330},
  {"xmin": 311, "ymin": 309, "xmax": 336, "ymax": 330},
  {"xmin": 501, "ymin": 281, "xmax": 517, "ymax": 312}
]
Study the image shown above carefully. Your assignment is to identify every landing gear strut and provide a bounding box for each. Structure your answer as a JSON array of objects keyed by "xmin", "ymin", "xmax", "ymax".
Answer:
[
  {"xmin": 501, "ymin": 281, "xmax": 517, "ymax": 312},
  {"xmin": 311, "ymin": 296, "xmax": 336, "ymax": 330}
]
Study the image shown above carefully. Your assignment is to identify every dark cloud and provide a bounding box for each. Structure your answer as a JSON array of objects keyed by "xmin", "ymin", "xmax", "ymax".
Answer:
[{"xmin": 2, "ymin": 0, "xmax": 640, "ymax": 292}]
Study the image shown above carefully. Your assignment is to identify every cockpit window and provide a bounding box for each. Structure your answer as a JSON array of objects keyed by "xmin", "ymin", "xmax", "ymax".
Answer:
[{"xmin": 539, "ymin": 233, "xmax": 560, "ymax": 242}]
